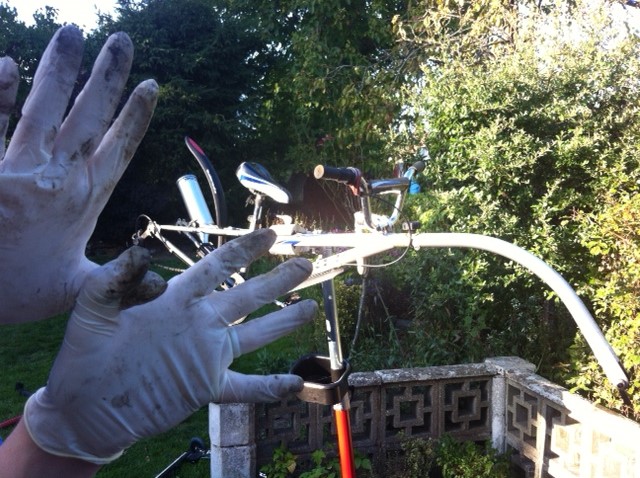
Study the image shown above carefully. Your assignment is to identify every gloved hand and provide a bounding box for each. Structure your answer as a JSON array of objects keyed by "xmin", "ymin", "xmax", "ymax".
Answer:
[
  {"xmin": 24, "ymin": 229, "xmax": 317, "ymax": 465},
  {"xmin": 0, "ymin": 25, "xmax": 158, "ymax": 324}
]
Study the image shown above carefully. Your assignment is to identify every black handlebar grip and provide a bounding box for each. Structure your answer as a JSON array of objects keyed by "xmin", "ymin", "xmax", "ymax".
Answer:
[
  {"xmin": 409, "ymin": 160, "xmax": 426, "ymax": 174},
  {"xmin": 313, "ymin": 165, "xmax": 360, "ymax": 185}
]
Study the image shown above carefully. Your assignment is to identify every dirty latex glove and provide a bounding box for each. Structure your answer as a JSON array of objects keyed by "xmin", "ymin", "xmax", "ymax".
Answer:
[
  {"xmin": 0, "ymin": 25, "xmax": 158, "ymax": 324},
  {"xmin": 24, "ymin": 229, "xmax": 317, "ymax": 465}
]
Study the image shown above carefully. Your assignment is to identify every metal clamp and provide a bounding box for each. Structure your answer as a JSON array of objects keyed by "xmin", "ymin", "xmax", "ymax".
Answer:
[{"xmin": 290, "ymin": 354, "xmax": 351, "ymax": 405}]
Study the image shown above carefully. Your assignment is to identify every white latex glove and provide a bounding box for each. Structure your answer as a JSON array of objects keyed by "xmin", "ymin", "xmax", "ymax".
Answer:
[
  {"xmin": 0, "ymin": 25, "xmax": 158, "ymax": 324},
  {"xmin": 24, "ymin": 229, "xmax": 317, "ymax": 465}
]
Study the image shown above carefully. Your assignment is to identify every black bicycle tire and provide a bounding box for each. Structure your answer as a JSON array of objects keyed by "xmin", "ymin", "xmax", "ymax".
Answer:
[{"xmin": 184, "ymin": 136, "xmax": 228, "ymax": 247}]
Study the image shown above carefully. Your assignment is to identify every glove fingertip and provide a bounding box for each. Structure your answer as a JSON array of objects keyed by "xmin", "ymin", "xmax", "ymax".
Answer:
[
  {"xmin": 121, "ymin": 270, "xmax": 167, "ymax": 309},
  {"xmin": 287, "ymin": 374, "xmax": 305, "ymax": 393},
  {"xmin": 219, "ymin": 373, "xmax": 304, "ymax": 403},
  {"xmin": 272, "ymin": 374, "xmax": 305, "ymax": 395},
  {"xmin": 0, "ymin": 56, "xmax": 19, "ymax": 94}
]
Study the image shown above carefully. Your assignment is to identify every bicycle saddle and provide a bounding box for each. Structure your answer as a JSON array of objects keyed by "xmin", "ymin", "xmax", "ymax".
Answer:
[{"xmin": 236, "ymin": 162, "xmax": 291, "ymax": 204}]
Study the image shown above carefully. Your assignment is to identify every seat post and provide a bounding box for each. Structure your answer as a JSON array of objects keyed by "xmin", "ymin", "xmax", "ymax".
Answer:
[{"xmin": 249, "ymin": 193, "xmax": 265, "ymax": 231}]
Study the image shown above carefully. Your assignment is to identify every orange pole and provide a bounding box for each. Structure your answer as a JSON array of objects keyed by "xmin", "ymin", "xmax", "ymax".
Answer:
[{"xmin": 333, "ymin": 406, "xmax": 356, "ymax": 478}]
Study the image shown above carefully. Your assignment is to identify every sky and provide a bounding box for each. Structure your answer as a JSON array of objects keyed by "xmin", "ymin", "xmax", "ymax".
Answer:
[{"xmin": 10, "ymin": 0, "xmax": 119, "ymax": 31}]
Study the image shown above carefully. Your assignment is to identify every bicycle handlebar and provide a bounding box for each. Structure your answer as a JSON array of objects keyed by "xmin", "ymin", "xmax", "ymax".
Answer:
[
  {"xmin": 407, "ymin": 160, "xmax": 426, "ymax": 176},
  {"xmin": 315, "ymin": 160, "xmax": 425, "ymax": 185},
  {"xmin": 314, "ymin": 159, "xmax": 426, "ymax": 231}
]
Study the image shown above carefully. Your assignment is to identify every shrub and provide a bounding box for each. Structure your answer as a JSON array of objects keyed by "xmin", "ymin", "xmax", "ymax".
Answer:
[
  {"xmin": 570, "ymin": 193, "xmax": 640, "ymax": 418},
  {"xmin": 436, "ymin": 435, "xmax": 511, "ymax": 478},
  {"xmin": 371, "ymin": 0, "xmax": 640, "ymax": 414}
]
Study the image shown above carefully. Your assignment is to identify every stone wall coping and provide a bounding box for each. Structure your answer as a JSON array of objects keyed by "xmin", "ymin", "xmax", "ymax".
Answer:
[{"xmin": 348, "ymin": 361, "xmax": 496, "ymax": 387}]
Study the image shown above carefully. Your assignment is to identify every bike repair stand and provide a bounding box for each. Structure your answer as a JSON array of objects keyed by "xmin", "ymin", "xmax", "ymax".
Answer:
[{"xmin": 290, "ymin": 277, "xmax": 355, "ymax": 478}]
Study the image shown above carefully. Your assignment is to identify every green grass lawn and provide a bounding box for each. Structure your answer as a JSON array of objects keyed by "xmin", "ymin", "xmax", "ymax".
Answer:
[{"xmin": 0, "ymin": 254, "xmax": 320, "ymax": 477}]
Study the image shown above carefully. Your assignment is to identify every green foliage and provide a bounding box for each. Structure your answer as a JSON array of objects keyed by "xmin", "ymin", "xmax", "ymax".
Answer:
[
  {"xmin": 394, "ymin": 433, "xmax": 437, "ymax": 478},
  {"xmin": 260, "ymin": 444, "xmax": 298, "ymax": 478},
  {"xmin": 385, "ymin": 433, "xmax": 511, "ymax": 478},
  {"xmin": 569, "ymin": 193, "xmax": 640, "ymax": 418},
  {"xmin": 0, "ymin": 315, "xmax": 67, "ymax": 428},
  {"xmin": 250, "ymin": 0, "xmax": 411, "ymax": 177},
  {"xmin": 436, "ymin": 435, "xmax": 511, "ymax": 478},
  {"xmin": 298, "ymin": 449, "xmax": 341, "ymax": 478},
  {"xmin": 363, "ymin": 0, "xmax": 640, "ymax": 414},
  {"xmin": 261, "ymin": 445, "xmax": 372, "ymax": 478},
  {"xmin": 262, "ymin": 435, "xmax": 507, "ymax": 477},
  {"xmin": 254, "ymin": 347, "xmax": 295, "ymax": 375},
  {"xmin": 349, "ymin": 324, "xmax": 410, "ymax": 371}
]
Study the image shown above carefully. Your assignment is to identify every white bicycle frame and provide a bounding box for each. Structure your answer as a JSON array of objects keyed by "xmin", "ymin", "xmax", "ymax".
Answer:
[
  {"xmin": 136, "ymin": 160, "xmax": 629, "ymax": 392},
  {"xmin": 137, "ymin": 150, "xmax": 628, "ymax": 478},
  {"xmin": 142, "ymin": 219, "xmax": 628, "ymax": 391}
]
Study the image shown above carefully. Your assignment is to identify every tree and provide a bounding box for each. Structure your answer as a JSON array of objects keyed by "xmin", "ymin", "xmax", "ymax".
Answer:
[
  {"xmin": 234, "ymin": 0, "xmax": 414, "ymax": 223},
  {"xmin": 88, "ymin": 0, "xmax": 271, "ymax": 241},
  {"xmin": 376, "ymin": 0, "xmax": 640, "ymax": 417}
]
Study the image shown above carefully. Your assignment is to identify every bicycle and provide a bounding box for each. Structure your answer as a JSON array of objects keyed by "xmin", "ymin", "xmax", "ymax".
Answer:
[{"xmin": 136, "ymin": 136, "xmax": 629, "ymax": 478}]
